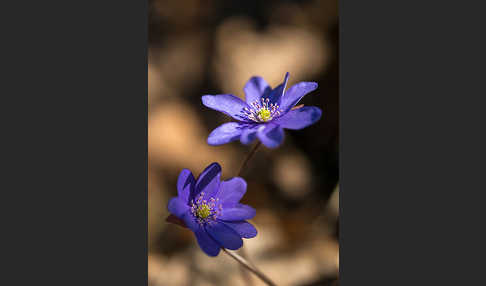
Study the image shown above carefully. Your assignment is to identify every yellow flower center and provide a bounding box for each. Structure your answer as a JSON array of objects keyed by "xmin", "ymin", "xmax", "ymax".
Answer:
[
  {"xmin": 196, "ymin": 204, "xmax": 211, "ymax": 219},
  {"xmin": 257, "ymin": 108, "xmax": 271, "ymax": 122}
]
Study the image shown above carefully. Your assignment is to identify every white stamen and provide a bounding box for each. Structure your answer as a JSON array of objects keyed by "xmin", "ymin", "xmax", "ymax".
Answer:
[{"xmin": 242, "ymin": 99, "xmax": 282, "ymax": 122}]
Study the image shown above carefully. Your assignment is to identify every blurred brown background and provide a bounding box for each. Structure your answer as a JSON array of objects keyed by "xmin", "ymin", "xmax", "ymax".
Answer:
[{"xmin": 148, "ymin": 0, "xmax": 339, "ymax": 285}]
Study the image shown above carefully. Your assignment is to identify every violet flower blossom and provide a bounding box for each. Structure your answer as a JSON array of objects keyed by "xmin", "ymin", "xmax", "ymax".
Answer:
[
  {"xmin": 202, "ymin": 72, "xmax": 322, "ymax": 148},
  {"xmin": 167, "ymin": 162, "xmax": 257, "ymax": 256}
]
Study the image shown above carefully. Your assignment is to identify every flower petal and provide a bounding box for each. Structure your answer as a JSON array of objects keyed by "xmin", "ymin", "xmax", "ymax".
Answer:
[
  {"xmin": 279, "ymin": 82, "xmax": 318, "ymax": 113},
  {"xmin": 202, "ymin": 94, "xmax": 250, "ymax": 122},
  {"xmin": 219, "ymin": 204, "xmax": 256, "ymax": 221},
  {"xmin": 263, "ymin": 72, "xmax": 289, "ymax": 105},
  {"xmin": 194, "ymin": 162, "xmax": 221, "ymax": 200},
  {"xmin": 274, "ymin": 106, "xmax": 322, "ymax": 130},
  {"xmin": 206, "ymin": 222, "xmax": 243, "ymax": 250},
  {"xmin": 257, "ymin": 123, "xmax": 284, "ymax": 148},
  {"xmin": 207, "ymin": 122, "xmax": 244, "ymax": 146},
  {"xmin": 194, "ymin": 227, "xmax": 221, "ymax": 256},
  {"xmin": 181, "ymin": 211, "xmax": 199, "ymax": 232},
  {"xmin": 221, "ymin": 221, "xmax": 257, "ymax": 238},
  {"xmin": 217, "ymin": 177, "xmax": 247, "ymax": 205},
  {"xmin": 177, "ymin": 169, "xmax": 195, "ymax": 202},
  {"xmin": 240, "ymin": 125, "xmax": 258, "ymax": 145},
  {"xmin": 244, "ymin": 76, "xmax": 271, "ymax": 105},
  {"xmin": 167, "ymin": 197, "xmax": 189, "ymax": 218},
  {"xmin": 166, "ymin": 214, "xmax": 187, "ymax": 228}
]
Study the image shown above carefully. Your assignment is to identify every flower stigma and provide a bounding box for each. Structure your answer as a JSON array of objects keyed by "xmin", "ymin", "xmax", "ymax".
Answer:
[
  {"xmin": 190, "ymin": 192, "xmax": 223, "ymax": 225},
  {"xmin": 257, "ymin": 108, "xmax": 271, "ymax": 122},
  {"xmin": 196, "ymin": 204, "xmax": 211, "ymax": 219},
  {"xmin": 243, "ymin": 98, "xmax": 281, "ymax": 123}
]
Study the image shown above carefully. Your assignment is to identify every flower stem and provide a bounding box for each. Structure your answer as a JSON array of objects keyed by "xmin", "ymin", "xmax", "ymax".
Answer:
[
  {"xmin": 222, "ymin": 248, "xmax": 277, "ymax": 286},
  {"xmin": 235, "ymin": 141, "xmax": 262, "ymax": 285},
  {"xmin": 237, "ymin": 141, "xmax": 262, "ymax": 177},
  {"xmin": 238, "ymin": 248, "xmax": 254, "ymax": 286}
]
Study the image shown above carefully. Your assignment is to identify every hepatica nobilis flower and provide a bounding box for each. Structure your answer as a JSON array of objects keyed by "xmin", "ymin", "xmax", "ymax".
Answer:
[
  {"xmin": 167, "ymin": 162, "xmax": 257, "ymax": 256},
  {"xmin": 202, "ymin": 72, "xmax": 322, "ymax": 148}
]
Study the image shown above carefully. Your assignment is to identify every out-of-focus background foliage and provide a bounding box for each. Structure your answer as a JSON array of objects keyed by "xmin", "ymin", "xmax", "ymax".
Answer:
[{"xmin": 148, "ymin": 0, "xmax": 338, "ymax": 285}]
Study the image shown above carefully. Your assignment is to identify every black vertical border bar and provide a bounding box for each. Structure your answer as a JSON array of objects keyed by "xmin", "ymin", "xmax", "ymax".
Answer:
[
  {"xmin": 0, "ymin": 0, "xmax": 148, "ymax": 284},
  {"xmin": 341, "ymin": 0, "xmax": 486, "ymax": 285}
]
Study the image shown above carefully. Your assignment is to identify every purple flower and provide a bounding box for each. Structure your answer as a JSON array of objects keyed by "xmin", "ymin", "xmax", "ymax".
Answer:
[
  {"xmin": 202, "ymin": 72, "xmax": 322, "ymax": 148},
  {"xmin": 167, "ymin": 162, "xmax": 257, "ymax": 256}
]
